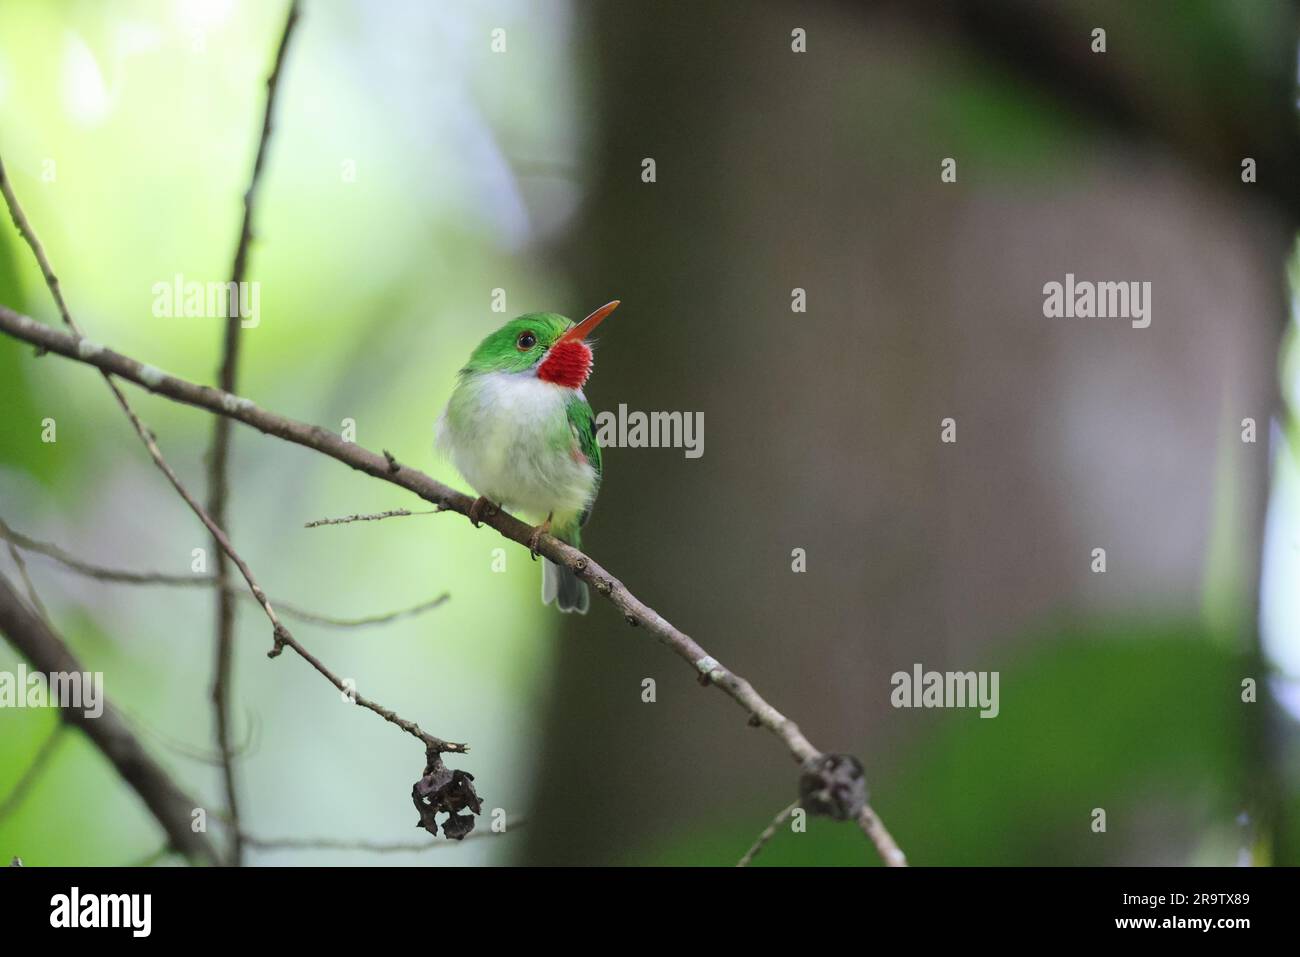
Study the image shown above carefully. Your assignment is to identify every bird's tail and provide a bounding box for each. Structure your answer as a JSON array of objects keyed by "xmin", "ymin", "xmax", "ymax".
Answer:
[{"xmin": 541, "ymin": 524, "xmax": 589, "ymax": 614}]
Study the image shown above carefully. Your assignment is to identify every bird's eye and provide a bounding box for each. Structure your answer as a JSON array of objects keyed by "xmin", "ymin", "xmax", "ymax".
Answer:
[{"xmin": 517, "ymin": 331, "xmax": 537, "ymax": 351}]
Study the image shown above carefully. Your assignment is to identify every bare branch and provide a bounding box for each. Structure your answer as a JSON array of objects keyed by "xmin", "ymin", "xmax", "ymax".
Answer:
[
  {"xmin": 0, "ymin": 573, "xmax": 220, "ymax": 865},
  {"xmin": 857, "ymin": 804, "xmax": 907, "ymax": 867},
  {"xmin": 0, "ymin": 518, "xmax": 201, "ymax": 586},
  {"xmin": 736, "ymin": 800, "xmax": 799, "ymax": 867},
  {"xmin": 0, "ymin": 304, "xmax": 906, "ymax": 865},
  {"xmin": 206, "ymin": 0, "xmax": 302, "ymax": 867},
  {"xmin": 4, "ymin": 540, "xmax": 48, "ymax": 620},
  {"xmin": 241, "ymin": 818, "xmax": 525, "ymax": 854},
  {"xmin": 124, "ymin": 707, "xmax": 252, "ymax": 768},
  {"xmin": 305, "ymin": 508, "xmax": 442, "ymax": 528},
  {"xmin": 273, "ymin": 594, "xmax": 450, "ymax": 629}
]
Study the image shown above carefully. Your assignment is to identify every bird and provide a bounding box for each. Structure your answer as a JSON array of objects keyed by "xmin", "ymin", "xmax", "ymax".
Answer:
[{"xmin": 435, "ymin": 301, "xmax": 619, "ymax": 613}]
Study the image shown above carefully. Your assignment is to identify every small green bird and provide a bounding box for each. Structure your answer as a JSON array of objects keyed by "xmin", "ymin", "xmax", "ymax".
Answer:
[{"xmin": 436, "ymin": 301, "xmax": 619, "ymax": 613}]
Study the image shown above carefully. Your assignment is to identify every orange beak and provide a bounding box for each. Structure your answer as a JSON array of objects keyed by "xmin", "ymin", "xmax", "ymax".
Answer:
[{"xmin": 559, "ymin": 300, "xmax": 620, "ymax": 343}]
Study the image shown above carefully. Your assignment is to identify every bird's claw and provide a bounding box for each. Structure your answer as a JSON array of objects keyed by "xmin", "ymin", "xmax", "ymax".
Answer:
[
  {"xmin": 527, "ymin": 516, "xmax": 552, "ymax": 561},
  {"xmin": 468, "ymin": 496, "xmax": 497, "ymax": 528}
]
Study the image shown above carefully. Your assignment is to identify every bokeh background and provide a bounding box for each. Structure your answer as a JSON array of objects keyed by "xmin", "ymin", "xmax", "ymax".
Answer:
[{"xmin": 1, "ymin": 0, "xmax": 1298, "ymax": 866}]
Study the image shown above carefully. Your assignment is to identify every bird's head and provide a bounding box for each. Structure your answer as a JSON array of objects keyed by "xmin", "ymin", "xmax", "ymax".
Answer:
[{"xmin": 461, "ymin": 300, "xmax": 619, "ymax": 390}]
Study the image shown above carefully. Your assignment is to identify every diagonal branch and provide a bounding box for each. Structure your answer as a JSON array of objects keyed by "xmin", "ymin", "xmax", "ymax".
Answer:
[
  {"xmin": 0, "ymin": 573, "xmax": 221, "ymax": 865},
  {"xmin": 0, "ymin": 304, "xmax": 907, "ymax": 865},
  {"xmin": 737, "ymin": 799, "xmax": 799, "ymax": 867},
  {"xmin": 5, "ymin": 540, "xmax": 49, "ymax": 620},
  {"xmin": 206, "ymin": 0, "xmax": 302, "ymax": 867}
]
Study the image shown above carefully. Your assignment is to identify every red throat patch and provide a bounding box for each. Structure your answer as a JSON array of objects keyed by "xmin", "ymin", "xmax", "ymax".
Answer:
[{"xmin": 537, "ymin": 340, "xmax": 593, "ymax": 389}]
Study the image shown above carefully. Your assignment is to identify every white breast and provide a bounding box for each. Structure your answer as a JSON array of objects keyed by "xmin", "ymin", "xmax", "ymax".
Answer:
[{"xmin": 436, "ymin": 372, "xmax": 596, "ymax": 521}]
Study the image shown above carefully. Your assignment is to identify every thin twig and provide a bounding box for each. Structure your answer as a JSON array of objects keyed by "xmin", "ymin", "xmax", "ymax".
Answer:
[
  {"xmin": 116, "ymin": 699, "xmax": 261, "ymax": 770},
  {"xmin": 0, "ymin": 167, "xmax": 77, "ymax": 332},
  {"xmin": 305, "ymin": 508, "xmax": 442, "ymax": 528},
  {"xmin": 206, "ymin": 0, "xmax": 302, "ymax": 867},
  {"xmin": 242, "ymin": 818, "xmax": 525, "ymax": 853},
  {"xmin": 0, "ymin": 518, "xmax": 201, "ymax": 585},
  {"xmin": 0, "ymin": 723, "xmax": 66, "ymax": 823},
  {"xmin": 5, "ymin": 540, "xmax": 48, "ymax": 620},
  {"xmin": 274, "ymin": 593, "xmax": 450, "ymax": 628},
  {"xmin": 0, "ymin": 515, "xmax": 450, "ymax": 629},
  {"xmin": 857, "ymin": 804, "xmax": 907, "ymax": 867},
  {"xmin": 130, "ymin": 721, "xmax": 241, "ymax": 767},
  {"xmin": 0, "ymin": 304, "xmax": 907, "ymax": 866},
  {"xmin": 736, "ymin": 800, "xmax": 799, "ymax": 867}
]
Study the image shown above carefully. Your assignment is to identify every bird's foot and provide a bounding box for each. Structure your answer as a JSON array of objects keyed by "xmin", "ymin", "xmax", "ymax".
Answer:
[
  {"xmin": 527, "ymin": 514, "xmax": 553, "ymax": 561},
  {"xmin": 468, "ymin": 496, "xmax": 498, "ymax": 528}
]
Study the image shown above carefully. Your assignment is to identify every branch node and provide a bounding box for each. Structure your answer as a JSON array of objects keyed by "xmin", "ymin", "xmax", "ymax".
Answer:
[
  {"xmin": 268, "ymin": 623, "xmax": 290, "ymax": 658},
  {"xmin": 799, "ymin": 753, "xmax": 867, "ymax": 821}
]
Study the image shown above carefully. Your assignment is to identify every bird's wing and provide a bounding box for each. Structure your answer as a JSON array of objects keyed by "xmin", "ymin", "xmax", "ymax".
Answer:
[{"xmin": 567, "ymin": 397, "xmax": 602, "ymax": 527}]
